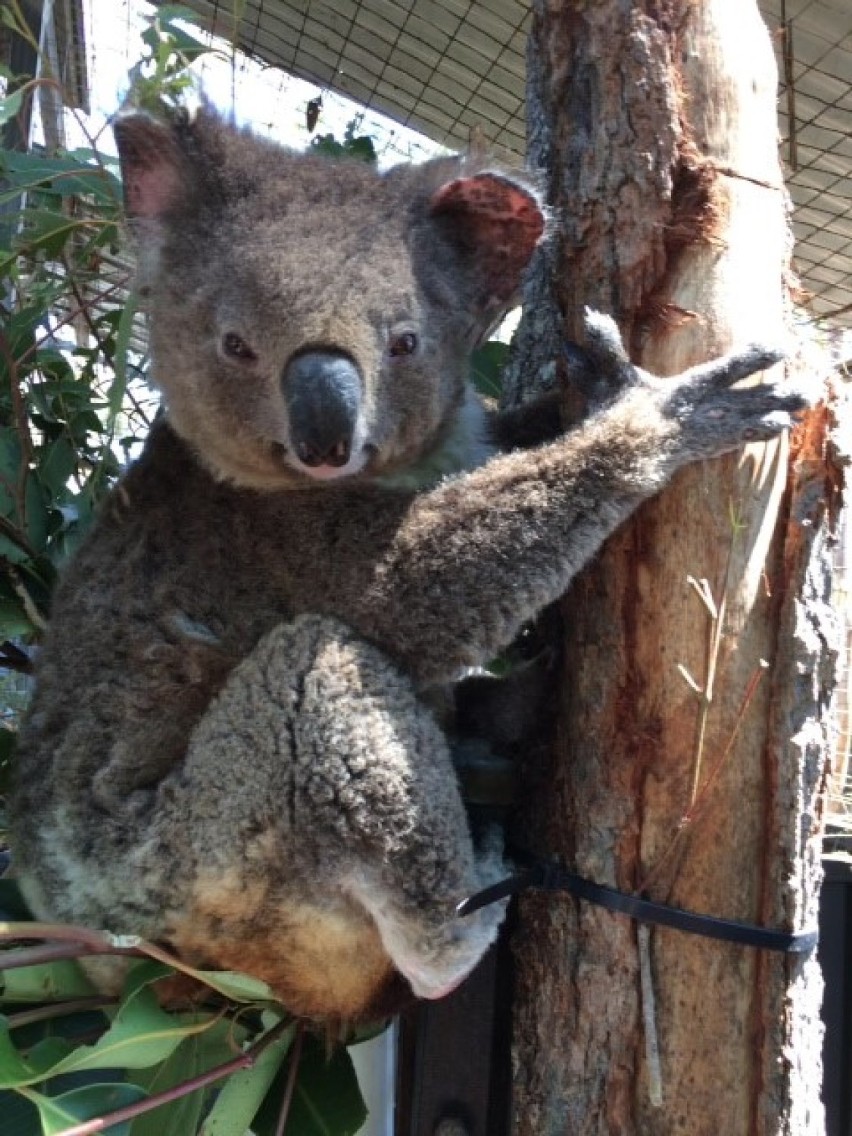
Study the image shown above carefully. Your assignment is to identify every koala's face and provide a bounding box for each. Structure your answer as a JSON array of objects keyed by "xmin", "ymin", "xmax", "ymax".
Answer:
[{"xmin": 115, "ymin": 111, "xmax": 544, "ymax": 490}]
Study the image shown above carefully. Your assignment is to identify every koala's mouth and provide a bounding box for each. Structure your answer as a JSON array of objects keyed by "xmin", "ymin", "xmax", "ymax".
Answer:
[{"xmin": 268, "ymin": 440, "xmax": 379, "ymax": 484}]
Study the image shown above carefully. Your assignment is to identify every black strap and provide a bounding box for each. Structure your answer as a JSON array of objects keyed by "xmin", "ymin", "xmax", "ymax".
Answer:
[{"xmin": 456, "ymin": 863, "xmax": 818, "ymax": 954}]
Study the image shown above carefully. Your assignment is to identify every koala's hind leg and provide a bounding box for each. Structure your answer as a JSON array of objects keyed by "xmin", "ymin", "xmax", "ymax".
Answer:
[{"xmin": 150, "ymin": 614, "xmax": 504, "ymax": 1018}]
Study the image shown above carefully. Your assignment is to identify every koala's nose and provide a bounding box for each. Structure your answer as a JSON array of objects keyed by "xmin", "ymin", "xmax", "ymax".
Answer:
[{"xmin": 282, "ymin": 351, "xmax": 362, "ymax": 469}]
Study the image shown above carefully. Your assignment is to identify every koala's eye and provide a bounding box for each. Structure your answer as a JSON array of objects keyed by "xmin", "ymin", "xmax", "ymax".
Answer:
[
  {"xmin": 388, "ymin": 331, "xmax": 418, "ymax": 358},
  {"xmin": 221, "ymin": 332, "xmax": 257, "ymax": 362}
]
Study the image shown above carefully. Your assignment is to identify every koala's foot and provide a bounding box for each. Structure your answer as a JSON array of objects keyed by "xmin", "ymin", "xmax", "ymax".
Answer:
[
  {"xmin": 352, "ymin": 824, "xmax": 509, "ymax": 1001},
  {"xmin": 148, "ymin": 614, "xmax": 505, "ymax": 1018}
]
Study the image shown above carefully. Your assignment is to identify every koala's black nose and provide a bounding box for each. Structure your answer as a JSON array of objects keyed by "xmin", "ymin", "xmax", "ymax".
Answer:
[{"xmin": 282, "ymin": 351, "xmax": 362, "ymax": 469}]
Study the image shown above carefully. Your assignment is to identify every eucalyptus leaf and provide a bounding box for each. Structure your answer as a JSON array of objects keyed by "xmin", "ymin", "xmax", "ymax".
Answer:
[
  {"xmin": 0, "ymin": 1024, "xmax": 73, "ymax": 1087},
  {"xmin": 1, "ymin": 958, "xmax": 97, "ymax": 1003},
  {"xmin": 470, "ymin": 340, "xmax": 509, "ymax": 399},
  {"xmin": 0, "ymin": 590, "xmax": 32, "ymax": 636},
  {"xmin": 252, "ymin": 1036, "xmax": 367, "ymax": 1136},
  {"xmin": 16, "ymin": 209, "xmax": 90, "ymax": 258},
  {"xmin": 38, "ymin": 436, "xmax": 77, "ymax": 497},
  {"xmin": 129, "ymin": 1017, "xmax": 251, "ymax": 1136},
  {"xmin": 24, "ymin": 1081, "xmax": 148, "ymax": 1136},
  {"xmin": 0, "ymin": 151, "xmax": 121, "ymax": 203},
  {"xmin": 24, "ymin": 474, "xmax": 50, "ymax": 555},
  {"xmin": 0, "ymin": 88, "xmax": 24, "ymax": 127},
  {"xmin": 0, "ymin": 978, "xmax": 220, "ymax": 1086},
  {"xmin": 200, "ymin": 1022, "xmax": 293, "ymax": 1136},
  {"xmin": 0, "ymin": 1086, "xmax": 40, "ymax": 1135},
  {"xmin": 108, "ymin": 292, "xmax": 139, "ymax": 433},
  {"xmin": 175, "ymin": 967, "xmax": 277, "ymax": 1004}
]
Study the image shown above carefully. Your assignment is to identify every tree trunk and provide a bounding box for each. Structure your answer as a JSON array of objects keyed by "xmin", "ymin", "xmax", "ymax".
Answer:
[{"xmin": 508, "ymin": 2, "xmax": 841, "ymax": 1133}]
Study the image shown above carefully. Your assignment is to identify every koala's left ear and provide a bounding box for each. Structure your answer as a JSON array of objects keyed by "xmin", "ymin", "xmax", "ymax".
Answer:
[{"xmin": 427, "ymin": 172, "xmax": 546, "ymax": 315}]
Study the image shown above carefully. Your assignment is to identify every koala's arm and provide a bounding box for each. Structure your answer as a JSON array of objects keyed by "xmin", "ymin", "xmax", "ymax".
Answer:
[{"xmin": 347, "ymin": 317, "xmax": 807, "ymax": 687}]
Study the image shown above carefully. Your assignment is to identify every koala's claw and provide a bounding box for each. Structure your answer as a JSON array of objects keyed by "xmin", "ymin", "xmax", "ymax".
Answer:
[
  {"xmin": 662, "ymin": 363, "xmax": 809, "ymax": 462},
  {"xmin": 684, "ymin": 343, "xmax": 787, "ymax": 390}
]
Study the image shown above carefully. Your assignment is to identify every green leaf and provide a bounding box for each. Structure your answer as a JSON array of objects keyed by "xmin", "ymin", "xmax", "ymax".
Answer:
[
  {"xmin": 0, "ymin": 1024, "xmax": 72, "ymax": 1087},
  {"xmin": 0, "ymin": 1086, "xmax": 39, "ymax": 1135},
  {"xmin": 57, "ymin": 975, "xmax": 222, "ymax": 1073},
  {"xmin": 24, "ymin": 474, "xmax": 50, "ymax": 556},
  {"xmin": 24, "ymin": 1081, "xmax": 148, "ymax": 1136},
  {"xmin": 200, "ymin": 1022, "xmax": 293, "ymax": 1136},
  {"xmin": 0, "ymin": 151, "xmax": 120, "ymax": 205},
  {"xmin": 344, "ymin": 136, "xmax": 377, "ymax": 165},
  {"xmin": 470, "ymin": 340, "xmax": 509, "ymax": 399},
  {"xmin": 0, "ymin": 427, "xmax": 24, "ymax": 517},
  {"xmin": 252, "ymin": 1037, "xmax": 367, "ymax": 1136},
  {"xmin": 157, "ymin": 23, "xmax": 210, "ymax": 63},
  {"xmin": 0, "ymin": 88, "xmax": 24, "ymax": 126},
  {"xmin": 177, "ymin": 968, "xmax": 277, "ymax": 1004},
  {"xmin": 15, "ymin": 208, "xmax": 89, "ymax": 259},
  {"xmin": 38, "ymin": 435, "xmax": 77, "ymax": 496},
  {"xmin": 0, "ymin": 968, "xmax": 220, "ymax": 1087},
  {"xmin": 0, "ymin": 593, "xmax": 34, "ymax": 638},
  {"xmin": 129, "ymin": 1018, "xmax": 246, "ymax": 1136},
  {"xmin": 1, "ymin": 959, "xmax": 97, "ymax": 1003}
]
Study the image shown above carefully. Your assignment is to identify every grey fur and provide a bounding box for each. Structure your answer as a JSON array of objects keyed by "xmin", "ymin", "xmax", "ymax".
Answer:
[{"xmin": 10, "ymin": 109, "xmax": 807, "ymax": 1021}]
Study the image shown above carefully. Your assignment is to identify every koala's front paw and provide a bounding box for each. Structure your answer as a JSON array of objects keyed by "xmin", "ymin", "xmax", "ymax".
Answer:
[
  {"xmin": 577, "ymin": 307, "xmax": 811, "ymax": 462},
  {"xmin": 659, "ymin": 343, "xmax": 810, "ymax": 462}
]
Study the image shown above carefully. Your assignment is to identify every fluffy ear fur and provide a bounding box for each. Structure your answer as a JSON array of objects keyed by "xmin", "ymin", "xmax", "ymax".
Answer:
[
  {"xmin": 113, "ymin": 113, "xmax": 189, "ymax": 219},
  {"xmin": 427, "ymin": 171, "xmax": 545, "ymax": 316}
]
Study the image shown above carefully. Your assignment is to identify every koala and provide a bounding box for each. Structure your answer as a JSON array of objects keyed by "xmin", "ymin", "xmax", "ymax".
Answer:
[{"xmin": 9, "ymin": 108, "xmax": 806, "ymax": 1024}]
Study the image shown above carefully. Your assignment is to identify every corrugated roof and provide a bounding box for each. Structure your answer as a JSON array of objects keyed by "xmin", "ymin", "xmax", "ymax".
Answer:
[{"xmin": 157, "ymin": 0, "xmax": 852, "ymax": 329}]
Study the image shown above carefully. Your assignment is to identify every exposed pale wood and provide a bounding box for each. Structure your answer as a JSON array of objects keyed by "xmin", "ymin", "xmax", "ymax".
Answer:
[{"xmin": 509, "ymin": 2, "xmax": 838, "ymax": 1133}]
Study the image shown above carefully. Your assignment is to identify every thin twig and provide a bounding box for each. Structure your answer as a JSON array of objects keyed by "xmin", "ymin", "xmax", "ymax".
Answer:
[
  {"xmin": 681, "ymin": 663, "xmax": 769, "ymax": 828},
  {"xmin": 6, "ymin": 997, "xmax": 115, "ymax": 1030},
  {"xmin": 638, "ymin": 926, "xmax": 663, "ymax": 1107},
  {"xmin": 0, "ymin": 942, "xmax": 105, "ymax": 969},
  {"xmin": 50, "ymin": 1017, "xmax": 293, "ymax": 1136},
  {"xmin": 4, "ymin": 565, "xmax": 48, "ymax": 631},
  {"xmin": 0, "ymin": 331, "xmax": 34, "ymax": 532}
]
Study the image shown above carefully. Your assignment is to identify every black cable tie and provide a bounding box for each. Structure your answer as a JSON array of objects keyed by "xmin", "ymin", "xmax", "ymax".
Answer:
[{"xmin": 456, "ymin": 863, "xmax": 818, "ymax": 954}]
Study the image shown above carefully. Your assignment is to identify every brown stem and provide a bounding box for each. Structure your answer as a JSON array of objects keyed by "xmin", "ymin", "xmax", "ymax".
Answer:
[
  {"xmin": 0, "ymin": 331, "xmax": 33, "ymax": 532},
  {"xmin": 6, "ymin": 997, "xmax": 115, "ymax": 1030},
  {"xmin": 637, "ymin": 663, "xmax": 769, "ymax": 897},
  {"xmin": 51, "ymin": 1017, "xmax": 294, "ymax": 1136}
]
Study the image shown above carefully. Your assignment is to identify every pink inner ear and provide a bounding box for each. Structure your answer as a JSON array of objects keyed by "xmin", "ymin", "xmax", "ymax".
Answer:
[
  {"xmin": 429, "ymin": 174, "xmax": 545, "ymax": 242},
  {"xmin": 429, "ymin": 173, "xmax": 545, "ymax": 306},
  {"xmin": 115, "ymin": 117, "xmax": 186, "ymax": 220},
  {"xmin": 125, "ymin": 163, "xmax": 184, "ymax": 219}
]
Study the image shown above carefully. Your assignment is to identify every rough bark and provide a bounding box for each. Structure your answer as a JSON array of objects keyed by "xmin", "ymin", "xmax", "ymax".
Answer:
[{"xmin": 508, "ymin": 2, "xmax": 840, "ymax": 1134}]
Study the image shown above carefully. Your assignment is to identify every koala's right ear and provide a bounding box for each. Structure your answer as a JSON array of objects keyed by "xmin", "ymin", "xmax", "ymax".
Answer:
[{"xmin": 113, "ymin": 114, "xmax": 189, "ymax": 220}]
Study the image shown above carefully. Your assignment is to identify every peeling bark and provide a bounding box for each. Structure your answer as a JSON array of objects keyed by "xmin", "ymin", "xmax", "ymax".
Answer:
[{"xmin": 509, "ymin": 3, "xmax": 839, "ymax": 1133}]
